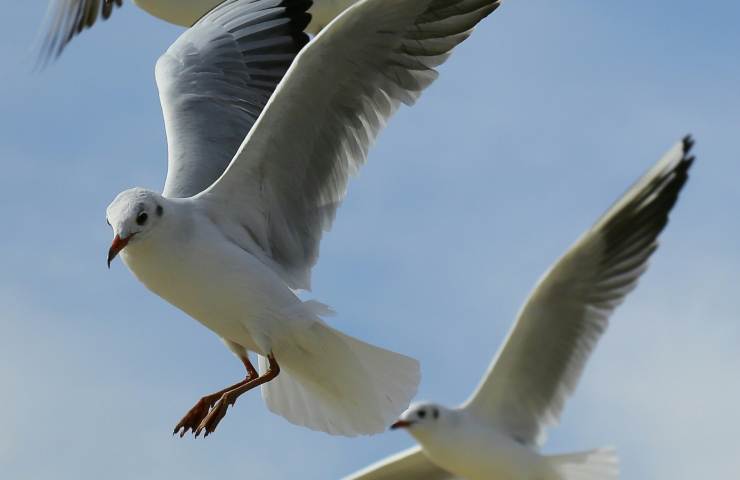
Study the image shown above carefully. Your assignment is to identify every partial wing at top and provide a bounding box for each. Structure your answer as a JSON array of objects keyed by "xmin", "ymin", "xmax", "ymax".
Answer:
[
  {"xmin": 201, "ymin": 0, "xmax": 503, "ymax": 289},
  {"xmin": 40, "ymin": 0, "xmax": 123, "ymax": 60},
  {"xmin": 156, "ymin": 0, "xmax": 311, "ymax": 198},
  {"xmin": 343, "ymin": 446, "xmax": 456, "ymax": 480},
  {"xmin": 463, "ymin": 137, "xmax": 695, "ymax": 445}
]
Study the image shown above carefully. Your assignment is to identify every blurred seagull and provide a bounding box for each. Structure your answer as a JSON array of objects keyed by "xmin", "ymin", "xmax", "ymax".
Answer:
[
  {"xmin": 344, "ymin": 137, "xmax": 695, "ymax": 478},
  {"xmin": 39, "ymin": 0, "xmax": 357, "ymax": 60},
  {"xmin": 104, "ymin": 0, "xmax": 503, "ymax": 437}
]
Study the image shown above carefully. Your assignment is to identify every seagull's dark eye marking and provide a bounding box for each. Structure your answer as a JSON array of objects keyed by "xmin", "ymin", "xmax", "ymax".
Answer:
[
  {"xmin": 136, "ymin": 212, "xmax": 149, "ymax": 226},
  {"xmin": 418, "ymin": 409, "xmax": 426, "ymax": 419},
  {"xmin": 156, "ymin": 205, "xmax": 163, "ymax": 217},
  {"xmin": 106, "ymin": 218, "xmax": 111, "ymax": 227},
  {"xmin": 432, "ymin": 408, "xmax": 439, "ymax": 419}
]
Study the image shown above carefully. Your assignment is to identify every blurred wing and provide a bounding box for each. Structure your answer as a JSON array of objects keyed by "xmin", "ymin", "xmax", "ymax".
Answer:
[
  {"xmin": 343, "ymin": 446, "xmax": 456, "ymax": 480},
  {"xmin": 156, "ymin": 0, "xmax": 311, "ymax": 198},
  {"xmin": 201, "ymin": 0, "xmax": 503, "ymax": 289},
  {"xmin": 40, "ymin": 0, "xmax": 123, "ymax": 60},
  {"xmin": 463, "ymin": 137, "xmax": 695, "ymax": 445}
]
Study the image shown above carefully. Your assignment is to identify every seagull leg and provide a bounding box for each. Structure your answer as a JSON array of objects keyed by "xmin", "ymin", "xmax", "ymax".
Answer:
[
  {"xmin": 195, "ymin": 354, "xmax": 280, "ymax": 438},
  {"xmin": 173, "ymin": 355, "xmax": 259, "ymax": 437}
]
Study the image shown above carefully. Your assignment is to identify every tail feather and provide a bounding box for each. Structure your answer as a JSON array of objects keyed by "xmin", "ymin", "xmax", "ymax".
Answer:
[
  {"xmin": 259, "ymin": 304, "xmax": 420, "ymax": 436},
  {"xmin": 549, "ymin": 448, "xmax": 619, "ymax": 480}
]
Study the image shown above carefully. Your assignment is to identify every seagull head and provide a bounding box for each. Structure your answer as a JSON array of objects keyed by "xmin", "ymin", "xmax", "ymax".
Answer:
[
  {"xmin": 390, "ymin": 402, "xmax": 450, "ymax": 438},
  {"xmin": 106, "ymin": 188, "xmax": 166, "ymax": 267}
]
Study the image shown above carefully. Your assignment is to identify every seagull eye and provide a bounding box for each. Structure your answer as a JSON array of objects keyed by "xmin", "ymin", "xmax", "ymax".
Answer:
[
  {"xmin": 106, "ymin": 218, "xmax": 111, "ymax": 227},
  {"xmin": 136, "ymin": 212, "xmax": 149, "ymax": 226},
  {"xmin": 418, "ymin": 410, "xmax": 426, "ymax": 419}
]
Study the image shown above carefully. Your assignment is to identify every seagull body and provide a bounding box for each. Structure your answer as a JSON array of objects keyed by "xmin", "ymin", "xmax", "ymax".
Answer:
[
  {"xmin": 41, "ymin": 0, "xmax": 356, "ymax": 59},
  {"xmin": 112, "ymin": 194, "xmax": 291, "ymax": 355},
  {"xmin": 104, "ymin": 0, "xmax": 503, "ymax": 437},
  {"xmin": 345, "ymin": 138, "xmax": 695, "ymax": 479},
  {"xmin": 408, "ymin": 408, "xmax": 553, "ymax": 479}
]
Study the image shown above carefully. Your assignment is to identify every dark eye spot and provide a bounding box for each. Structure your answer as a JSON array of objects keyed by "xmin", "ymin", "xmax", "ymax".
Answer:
[
  {"xmin": 432, "ymin": 408, "xmax": 439, "ymax": 419},
  {"xmin": 156, "ymin": 205, "xmax": 163, "ymax": 217},
  {"xmin": 106, "ymin": 218, "xmax": 111, "ymax": 227},
  {"xmin": 136, "ymin": 212, "xmax": 148, "ymax": 226},
  {"xmin": 418, "ymin": 409, "xmax": 426, "ymax": 419}
]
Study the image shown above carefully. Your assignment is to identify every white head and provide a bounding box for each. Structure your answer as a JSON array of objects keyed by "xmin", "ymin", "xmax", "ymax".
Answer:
[
  {"xmin": 390, "ymin": 402, "xmax": 454, "ymax": 441},
  {"xmin": 105, "ymin": 188, "xmax": 166, "ymax": 267}
]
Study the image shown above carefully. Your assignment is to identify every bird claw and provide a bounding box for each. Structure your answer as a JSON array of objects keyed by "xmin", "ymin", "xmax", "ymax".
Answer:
[
  {"xmin": 173, "ymin": 397, "xmax": 215, "ymax": 438},
  {"xmin": 194, "ymin": 394, "xmax": 232, "ymax": 438}
]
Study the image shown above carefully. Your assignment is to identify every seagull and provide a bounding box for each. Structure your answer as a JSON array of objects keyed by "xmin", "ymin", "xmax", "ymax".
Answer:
[
  {"xmin": 344, "ymin": 137, "xmax": 695, "ymax": 478},
  {"xmin": 104, "ymin": 0, "xmax": 504, "ymax": 437},
  {"xmin": 39, "ymin": 0, "xmax": 358, "ymax": 60}
]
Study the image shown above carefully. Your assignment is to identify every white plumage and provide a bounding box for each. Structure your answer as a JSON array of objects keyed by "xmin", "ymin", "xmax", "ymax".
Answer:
[
  {"xmin": 104, "ymin": 0, "xmax": 503, "ymax": 437},
  {"xmin": 344, "ymin": 137, "xmax": 695, "ymax": 478}
]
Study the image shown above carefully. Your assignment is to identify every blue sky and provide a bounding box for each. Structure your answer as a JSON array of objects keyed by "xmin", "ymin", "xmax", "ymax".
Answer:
[{"xmin": 1, "ymin": 1, "xmax": 739, "ymax": 478}]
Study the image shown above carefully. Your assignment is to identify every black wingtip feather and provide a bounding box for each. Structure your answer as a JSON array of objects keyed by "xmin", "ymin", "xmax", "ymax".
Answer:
[
  {"xmin": 282, "ymin": 0, "xmax": 313, "ymax": 49},
  {"xmin": 682, "ymin": 134, "xmax": 695, "ymax": 156},
  {"xmin": 599, "ymin": 136, "xmax": 696, "ymax": 266}
]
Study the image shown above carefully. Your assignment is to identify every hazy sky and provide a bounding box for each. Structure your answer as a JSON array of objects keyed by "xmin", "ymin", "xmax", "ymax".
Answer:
[{"xmin": 1, "ymin": 1, "xmax": 739, "ymax": 479}]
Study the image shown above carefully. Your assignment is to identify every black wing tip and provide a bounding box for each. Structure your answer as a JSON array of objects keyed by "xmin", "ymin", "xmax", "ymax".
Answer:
[
  {"xmin": 673, "ymin": 134, "xmax": 696, "ymax": 181},
  {"xmin": 283, "ymin": 0, "xmax": 313, "ymax": 44},
  {"xmin": 680, "ymin": 134, "xmax": 696, "ymax": 172},
  {"xmin": 268, "ymin": 0, "xmax": 311, "ymax": 52}
]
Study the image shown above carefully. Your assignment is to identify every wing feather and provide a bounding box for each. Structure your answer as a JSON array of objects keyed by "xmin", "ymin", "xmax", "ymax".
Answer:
[
  {"xmin": 40, "ymin": 0, "xmax": 123, "ymax": 61},
  {"xmin": 343, "ymin": 446, "xmax": 456, "ymax": 480},
  {"xmin": 463, "ymin": 137, "xmax": 695, "ymax": 445},
  {"xmin": 156, "ymin": 0, "xmax": 311, "ymax": 198},
  {"xmin": 200, "ymin": 0, "xmax": 503, "ymax": 289}
]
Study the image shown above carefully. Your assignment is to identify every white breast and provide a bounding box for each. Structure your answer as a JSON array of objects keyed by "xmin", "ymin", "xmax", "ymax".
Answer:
[
  {"xmin": 120, "ymin": 209, "xmax": 301, "ymax": 355},
  {"xmin": 420, "ymin": 417, "xmax": 556, "ymax": 480}
]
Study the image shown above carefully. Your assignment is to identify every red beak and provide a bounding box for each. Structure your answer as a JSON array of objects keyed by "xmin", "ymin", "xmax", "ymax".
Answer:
[
  {"xmin": 390, "ymin": 420, "xmax": 413, "ymax": 430},
  {"xmin": 107, "ymin": 234, "xmax": 131, "ymax": 268}
]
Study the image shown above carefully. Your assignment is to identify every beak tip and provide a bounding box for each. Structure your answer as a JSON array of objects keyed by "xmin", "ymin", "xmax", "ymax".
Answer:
[
  {"xmin": 107, "ymin": 234, "xmax": 129, "ymax": 269},
  {"xmin": 390, "ymin": 420, "xmax": 410, "ymax": 430}
]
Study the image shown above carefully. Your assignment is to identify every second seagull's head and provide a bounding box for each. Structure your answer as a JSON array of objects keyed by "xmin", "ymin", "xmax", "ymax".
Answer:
[{"xmin": 390, "ymin": 402, "xmax": 454, "ymax": 439}]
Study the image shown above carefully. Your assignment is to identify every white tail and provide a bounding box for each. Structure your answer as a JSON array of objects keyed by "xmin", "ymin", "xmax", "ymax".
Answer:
[
  {"xmin": 258, "ymin": 303, "xmax": 420, "ymax": 436},
  {"xmin": 548, "ymin": 448, "xmax": 619, "ymax": 480}
]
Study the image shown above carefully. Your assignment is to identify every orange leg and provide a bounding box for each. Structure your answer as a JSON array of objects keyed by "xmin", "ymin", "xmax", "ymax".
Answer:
[
  {"xmin": 195, "ymin": 354, "xmax": 280, "ymax": 438},
  {"xmin": 173, "ymin": 355, "xmax": 259, "ymax": 437}
]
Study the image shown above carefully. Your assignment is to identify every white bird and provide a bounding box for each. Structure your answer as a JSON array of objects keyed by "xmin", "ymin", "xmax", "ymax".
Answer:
[
  {"xmin": 104, "ymin": 0, "xmax": 503, "ymax": 437},
  {"xmin": 40, "ymin": 0, "xmax": 357, "ymax": 59},
  {"xmin": 344, "ymin": 137, "xmax": 695, "ymax": 478}
]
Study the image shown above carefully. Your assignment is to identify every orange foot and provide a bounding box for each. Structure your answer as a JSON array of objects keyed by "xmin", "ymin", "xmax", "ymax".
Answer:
[
  {"xmin": 173, "ymin": 396, "xmax": 216, "ymax": 438},
  {"xmin": 195, "ymin": 394, "xmax": 234, "ymax": 438}
]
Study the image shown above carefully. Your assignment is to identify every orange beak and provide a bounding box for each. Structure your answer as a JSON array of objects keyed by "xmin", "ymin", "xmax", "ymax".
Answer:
[
  {"xmin": 390, "ymin": 420, "xmax": 413, "ymax": 430},
  {"xmin": 107, "ymin": 234, "xmax": 131, "ymax": 268}
]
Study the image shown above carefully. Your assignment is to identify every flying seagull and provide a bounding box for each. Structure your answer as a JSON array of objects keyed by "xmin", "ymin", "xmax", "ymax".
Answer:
[
  {"xmin": 39, "ymin": 0, "xmax": 357, "ymax": 60},
  {"xmin": 105, "ymin": 0, "xmax": 503, "ymax": 437},
  {"xmin": 344, "ymin": 137, "xmax": 695, "ymax": 478}
]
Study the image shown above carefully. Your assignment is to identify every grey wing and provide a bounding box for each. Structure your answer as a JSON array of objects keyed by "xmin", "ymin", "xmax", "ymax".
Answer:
[
  {"xmin": 463, "ymin": 137, "xmax": 695, "ymax": 445},
  {"xmin": 202, "ymin": 0, "xmax": 504, "ymax": 289},
  {"xmin": 343, "ymin": 446, "xmax": 456, "ymax": 480},
  {"xmin": 156, "ymin": 0, "xmax": 311, "ymax": 198},
  {"xmin": 40, "ymin": 0, "xmax": 123, "ymax": 60}
]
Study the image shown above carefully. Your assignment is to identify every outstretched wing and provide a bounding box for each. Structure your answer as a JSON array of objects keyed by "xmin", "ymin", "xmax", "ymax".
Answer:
[
  {"xmin": 463, "ymin": 137, "xmax": 695, "ymax": 445},
  {"xmin": 40, "ymin": 0, "xmax": 123, "ymax": 60},
  {"xmin": 156, "ymin": 0, "xmax": 311, "ymax": 198},
  {"xmin": 200, "ymin": 0, "xmax": 503, "ymax": 289},
  {"xmin": 343, "ymin": 446, "xmax": 456, "ymax": 480}
]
